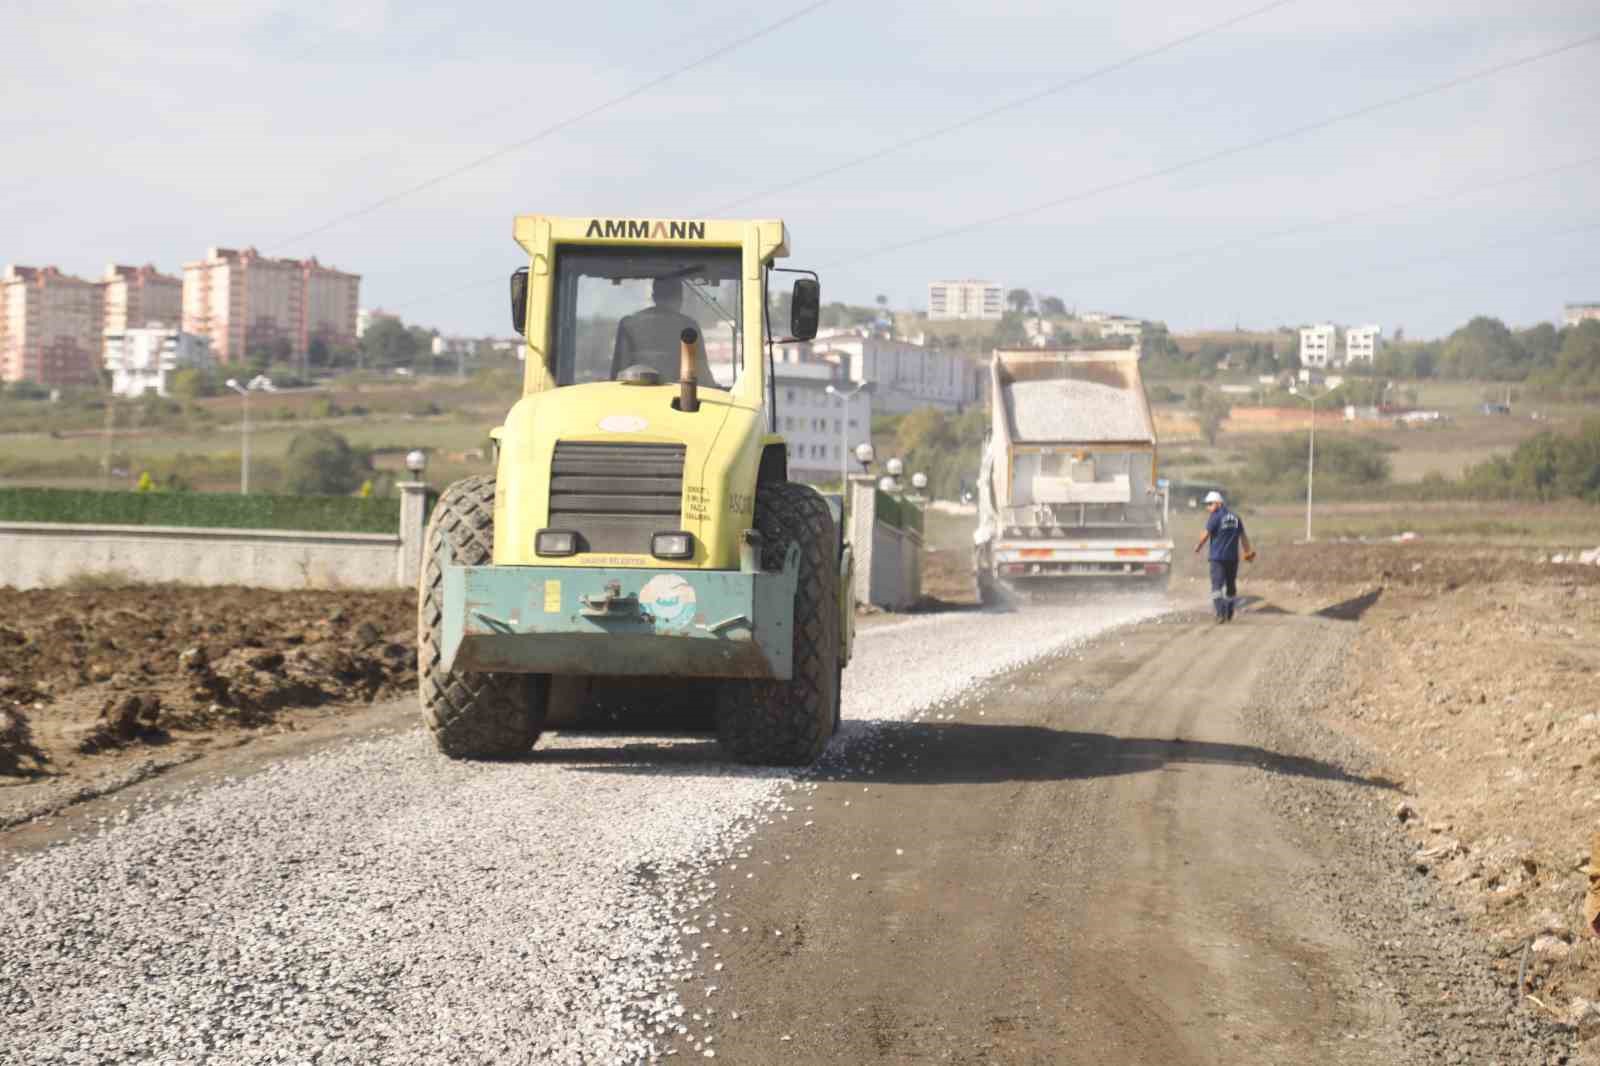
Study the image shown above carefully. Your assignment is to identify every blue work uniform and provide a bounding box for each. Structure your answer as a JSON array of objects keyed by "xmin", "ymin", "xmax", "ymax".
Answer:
[{"xmin": 1205, "ymin": 506, "xmax": 1245, "ymax": 620}]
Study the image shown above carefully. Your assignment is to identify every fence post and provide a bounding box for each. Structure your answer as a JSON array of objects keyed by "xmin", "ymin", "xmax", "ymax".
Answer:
[
  {"xmin": 397, "ymin": 482, "xmax": 428, "ymax": 588},
  {"xmin": 848, "ymin": 474, "xmax": 876, "ymax": 611}
]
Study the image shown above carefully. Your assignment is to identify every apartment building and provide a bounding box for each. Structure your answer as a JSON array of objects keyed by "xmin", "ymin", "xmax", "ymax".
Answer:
[
  {"xmin": 1565, "ymin": 302, "xmax": 1600, "ymax": 327},
  {"xmin": 104, "ymin": 326, "xmax": 213, "ymax": 397},
  {"xmin": 0, "ymin": 265, "xmax": 105, "ymax": 388},
  {"xmin": 1345, "ymin": 324, "xmax": 1381, "ymax": 364},
  {"xmin": 302, "ymin": 258, "xmax": 360, "ymax": 357},
  {"xmin": 1099, "ymin": 316, "xmax": 1144, "ymax": 339},
  {"xmin": 1299, "ymin": 323, "xmax": 1337, "ymax": 368},
  {"xmin": 774, "ymin": 361, "xmax": 872, "ymax": 485},
  {"xmin": 928, "ymin": 279, "xmax": 1003, "ymax": 321},
  {"xmin": 788, "ymin": 329, "xmax": 979, "ymax": 414},
  {"xmin": 182, "ymin": 247, "xmax": 359, "ymax": 363},
  {"xmin": 101, "ymin": 264, "xmax": 182, "ymax": 334}
]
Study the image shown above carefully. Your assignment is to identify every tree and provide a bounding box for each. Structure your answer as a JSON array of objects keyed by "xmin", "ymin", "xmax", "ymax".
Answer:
[
  {"xmin": 1530, "ymin": 320, "xmax": 1600, "ymax": 395},
  {"xmin": 1038, "ymin": 295, "xmax": 1067, "ymax": 316},
  {"xmin": 1187, "ymin": 384, "xmax": 1232, "ymax": 446},
  {"xmin": 1516, "ymin": 322, "xmax": 1561, "ymax": 372},
  {"xmin": 283, "ymin": 429, "xmax": 370, "ymax": 495},
  {"xmin": 1006, "ymin": 288, "xmax": 1033, "ymax": 315},
  {"xmin": 891, "ymin": 406, "xmax": 988, "ymax": 500},
  {"xmin": 1438, "ymin": 316, "xmax": 1526, "ymax": 380},
  {"xmin": 169, "ymin": 368, "xmax": 218, "ymax": 401},
  {"xmin": 361, "ymin": 317, "xmax": 420, "ymax": 369},
  {"xmin": 875, "ymin": 294, "xmax": 888, "ymax": 308}
]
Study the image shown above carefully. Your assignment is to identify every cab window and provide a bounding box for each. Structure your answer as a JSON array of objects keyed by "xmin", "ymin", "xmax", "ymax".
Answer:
[{"xmin": 549, "ymin": 246, "xmax": 741, "ymax": 388}]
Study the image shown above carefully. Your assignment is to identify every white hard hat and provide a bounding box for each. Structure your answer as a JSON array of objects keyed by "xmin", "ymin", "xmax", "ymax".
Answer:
[{"xmin": 1204, "ymin": 490, "xmax": 1224, "ymax": 504}]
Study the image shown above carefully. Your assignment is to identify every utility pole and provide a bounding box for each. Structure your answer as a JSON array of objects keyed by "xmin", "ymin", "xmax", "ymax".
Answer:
[
  {"xmin": 227, "ymin": 379, "xmax": 252, "ymax": 494},
  {"xmin": 1289, "ymin": 383, "xmax": 1319, "ymax": 541},
  {"xmin": 1306, "ymin": 388, "xmax": 1316, "ymax": 542},
  {"xmin": 101, "ymin": 392, "xmax": 115, "ymax": 490}
]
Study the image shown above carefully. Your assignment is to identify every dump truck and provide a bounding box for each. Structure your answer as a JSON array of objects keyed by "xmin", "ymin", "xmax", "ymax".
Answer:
[
  {"xmin": 972, "ymin": 347, "xmax": 1172, "ymax": 602},
  {"xmin": 418, "ymin": 216, "xmax": 854, "ymax": 765}
]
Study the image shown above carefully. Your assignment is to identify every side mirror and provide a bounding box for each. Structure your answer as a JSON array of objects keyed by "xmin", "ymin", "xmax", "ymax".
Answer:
[
  {"xmin": 510, "ymin": 268, "xmax": 529, "ymax": 336},
  {"xmin": 790, "ymin": 277, "xmax": 820, "ymax": 341}
]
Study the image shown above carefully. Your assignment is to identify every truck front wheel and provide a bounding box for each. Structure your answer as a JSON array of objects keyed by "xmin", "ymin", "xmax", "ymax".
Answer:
[
  {"xmin": 418, "ymin": 475, "xmax": 549, "ymax": 758},
  {"xmin": 716, "ymin": 482, "xmax": 841, "ymax": 766}
]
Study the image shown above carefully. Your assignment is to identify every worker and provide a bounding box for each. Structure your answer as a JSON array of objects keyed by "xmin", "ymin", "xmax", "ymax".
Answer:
[
  {"xmin": 611, "ymin": 276, "xmax": 715, "ymax": 384},
  {"xmin": 1193, "ymin": 490, "xmax": 1254, "ymax": 623}
]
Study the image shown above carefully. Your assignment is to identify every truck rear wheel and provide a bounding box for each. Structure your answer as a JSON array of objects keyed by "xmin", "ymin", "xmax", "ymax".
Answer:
[
  {"xmin": 716, "ymin": 482, "xmax": 840, "ymax": 766},
  {"xmin": 418, "ymin": 475, "xmax": 548, "ymax": 758}
]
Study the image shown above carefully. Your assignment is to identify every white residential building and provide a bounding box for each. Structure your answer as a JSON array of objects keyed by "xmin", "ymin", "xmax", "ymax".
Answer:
[
  {"xmin": 1100, "ymin": 316, "xmax": 1144, "ymax": 339},
  {"xmin": 1345, "ymin": 324, "xmax": 1381, "ymax": 364},
  {"xmin": 1565, "ymin": 302, "xmax": 1600, "ymax": 327},
  {"xmin": 784, "ymin": 329, "xmax": 979, "ymax": 414},
  {"xmin": 1299, "ymin": 324, "xmax": 1337, "ymax": 368},
  {"xmin": 775, "ymin": 362, "xmax": 873, "ymax": 485},
  {"xmin": 704, "ymin": 357, "xmax": 871, "ymax": 484},
  {"xmin": 928, "ymin": 279, "xmax": 1003, "ymax": 321},
  {"xmin": 431, "ymin": 335, "xmax": 473, "ymax": 358},
  {"xmin": 103, "ymin": 326, "xmax": 213, "ymax": 397}
]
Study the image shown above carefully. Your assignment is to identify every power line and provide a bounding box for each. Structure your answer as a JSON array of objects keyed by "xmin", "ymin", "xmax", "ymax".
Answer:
[
  {"xmin": 273, "ymin": 0, "xmax": 833, "ymax": 250},
  {"xmin": 319, "ymin": 9, "xmax": 778, "ymax": 181},
  {"xmin": 703, "ymin": 0, "xmax": 1300, "ymax": 215},
  {"xmin": 1052, "ymin": 153, "xmax": 1600, "ymax": 288},
  {"xmin": 820, "ymin": 30, "xmax": 1600, "ymax": 270}
]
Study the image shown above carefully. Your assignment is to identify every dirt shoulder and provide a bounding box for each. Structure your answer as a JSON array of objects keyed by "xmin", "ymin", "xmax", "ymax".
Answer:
[
  {"xmin": 0, "ymin": 585, "xmax": 418, "ymax": 828},
  {"xmin": 1245, "ymin": 539, "xmax": 1600, "ymax": 1045}
]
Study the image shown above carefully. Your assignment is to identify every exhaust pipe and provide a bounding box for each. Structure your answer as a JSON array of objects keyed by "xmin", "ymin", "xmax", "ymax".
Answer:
[{"xmin": 679, "ymin": 327, "xmax": 699, "ymax": 412}]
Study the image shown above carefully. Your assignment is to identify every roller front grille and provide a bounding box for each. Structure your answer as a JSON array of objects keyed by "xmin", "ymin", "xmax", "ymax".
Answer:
[{"xmin": 548, "ymin": 442, "xmax": 686, "ymax": 554}]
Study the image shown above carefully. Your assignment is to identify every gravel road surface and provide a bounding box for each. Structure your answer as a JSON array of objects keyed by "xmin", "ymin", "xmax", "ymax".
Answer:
[{"xmin": 1, "ymin": 596, "xmax": 1167, "ymax": 1065}]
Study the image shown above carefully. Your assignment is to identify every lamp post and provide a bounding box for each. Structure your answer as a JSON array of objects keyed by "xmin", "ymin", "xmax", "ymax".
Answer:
[
  {"xmin": 225, "ymin": 375, "xmax": 274, "ymax": 495},
  {"xmin": 853, "ymin": 441, "xmax": 876, "ymax": 474},
  {"xmin": 885, "ymin": 456, "xmax": 904, "ymax": 492},
  {"xmin": 405, "ymin": 449, "xmax": 428, "ymax": 485},
  {"xmin": 824, "ymin": 381, "xmax": 872, "ymax": 492},
  {"xmin": 1288, "ymin": 384, "xmax": 1320, "ymax": 541}
]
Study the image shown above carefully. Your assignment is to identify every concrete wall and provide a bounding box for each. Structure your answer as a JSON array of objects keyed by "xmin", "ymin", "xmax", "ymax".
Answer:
[
  {"xmin": 848, "ymin": 476, "xmax": 923, "ymax": 611},
  {"xmin": 0, "ymin": 483, "xmax": 428, "ymax": 591}
]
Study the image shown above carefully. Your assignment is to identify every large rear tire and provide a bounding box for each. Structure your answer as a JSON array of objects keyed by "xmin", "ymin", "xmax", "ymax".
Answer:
[
  {"xmin": 716, "ymin": 482, "xmax": 841, "ymax": 766},
  {"xmin": 418, "ymin": 475, "xmax": 548, "ymax": 758}
]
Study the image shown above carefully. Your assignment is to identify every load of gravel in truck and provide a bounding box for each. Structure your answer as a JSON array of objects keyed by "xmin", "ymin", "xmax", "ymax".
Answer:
[{"xmin": 1003, "ymin": 377, "xmax": 1150, "ymax": 442}]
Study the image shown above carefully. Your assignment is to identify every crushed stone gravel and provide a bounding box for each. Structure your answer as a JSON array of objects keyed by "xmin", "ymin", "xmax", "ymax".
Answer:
[
  {"xmin": 1, "ymin": 596, "xmax": 1167, "ymax": 1065},
  {"xmin": 1003, "ymin": 378, "xmax": 1149, "ymax": 442}
]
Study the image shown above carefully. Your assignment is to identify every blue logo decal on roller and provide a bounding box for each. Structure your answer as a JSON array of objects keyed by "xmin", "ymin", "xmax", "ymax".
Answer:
[{"xmin": 639, "ymin": 574, "xmax": 697, "ymax": 631}]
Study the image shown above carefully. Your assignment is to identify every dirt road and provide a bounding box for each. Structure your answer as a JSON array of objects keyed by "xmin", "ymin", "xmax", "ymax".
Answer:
[
  {"xmin": 3, "ymin": 588, "xmax": 1582, "ymax": 1064},
  {"xmin": 703, "ymin": 610, "xmax": 1416, "ymax": 1064}
]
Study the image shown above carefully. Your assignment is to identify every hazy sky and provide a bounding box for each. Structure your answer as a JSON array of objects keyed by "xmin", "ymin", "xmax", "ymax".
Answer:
[{"xmin": 4, "ymin": 0, "xmax": 1597, "ymax": 339}]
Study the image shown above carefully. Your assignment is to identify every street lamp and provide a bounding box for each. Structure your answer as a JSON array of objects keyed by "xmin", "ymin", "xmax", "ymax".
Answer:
[
  {"xmin": 854, "ymin": 441, "xmax": 876, "ymax": 473},
  {"xmin": 405, "ymin": 449, "xmax": 428, "ymax": 483},
  {"xmin": 824, "ymin": 381, "xmax": 873, "ymax": 491},
  {"xmin": 224, "ymin": 375, "xmax": 274, "ymax": 495},
  {"xmin": 1288, "ymin": 384, "xmax": 1321, "ymax": 541}
]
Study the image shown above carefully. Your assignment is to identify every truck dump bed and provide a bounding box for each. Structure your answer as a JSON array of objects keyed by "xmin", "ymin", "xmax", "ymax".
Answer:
[
  {"xmin": 974, "ymin": 348, "xmax": 1172, "ymax": 597},
  {"xmin": 997, "ymin": 349, "xmax": 1156, "ymax": 446},
  {"xmin": 992, "ymin": 352, "xmax": 1158, "ymax": 444}
]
